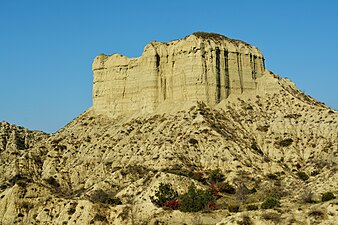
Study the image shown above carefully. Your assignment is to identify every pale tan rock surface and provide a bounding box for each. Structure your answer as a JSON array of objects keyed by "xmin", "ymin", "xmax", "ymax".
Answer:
[
  {"xmin": 0, "ymin": 33, "xmax": 337, "ymax": 225},
  {"xmin": 92, "ymin": 33, "xmax": 265, "ymax": 116}
]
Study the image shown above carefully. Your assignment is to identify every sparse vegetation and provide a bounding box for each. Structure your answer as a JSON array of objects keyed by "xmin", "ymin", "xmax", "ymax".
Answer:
[
  {"xmin": 261, "ymin": 196, "xmax": 281, "ymax": 209},
  {"xmin": 179, "ymin": 183, "xmax": 214, "ymax": 212},
  {"xmin": 191, "ymin": 32, "xmax": 250, "ymax": 46},
  {"xmin": 1, "ymin": 51, "xmax": 338, "ymax": 224},
  {"xmin": 150, "ymin": 183, "xmax": 178, "ymax": 208},
  {"xmin": 192, "ymin": 32, "xmax": 228, "ymax": 40},
  {"xmin": 321, "ymin": 192, "xmax": 335, "ymax": 202}
]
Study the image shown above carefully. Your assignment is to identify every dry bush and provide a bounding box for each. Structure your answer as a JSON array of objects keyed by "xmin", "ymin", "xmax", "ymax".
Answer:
[{"xmin": 308, "ymin": 209, "xmax": 326, "ymax": 219}]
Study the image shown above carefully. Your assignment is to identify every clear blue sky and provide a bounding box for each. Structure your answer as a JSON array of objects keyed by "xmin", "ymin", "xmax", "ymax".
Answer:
[{"xmin": 1, "ymin": 1, "xmax": 337, "ymax": 133}]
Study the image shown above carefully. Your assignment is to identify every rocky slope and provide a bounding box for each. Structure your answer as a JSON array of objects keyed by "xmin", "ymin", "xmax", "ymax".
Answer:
[
  {"xmin": 0, "ymin": 33, "xmax": 337, "ymax": 225},
  {"xmin": 0, "ymin": 122, "xmax": 49, "ymax": 186}
]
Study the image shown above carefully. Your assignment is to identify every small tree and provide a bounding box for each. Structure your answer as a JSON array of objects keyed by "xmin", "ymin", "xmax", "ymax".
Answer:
[
  {"xmin": 179, "ymin": 183, "xmax": 214, "ymax": 212},
  {"xmin": 150, "ymin": 183, "xmax": 178, "ymax": 207}
]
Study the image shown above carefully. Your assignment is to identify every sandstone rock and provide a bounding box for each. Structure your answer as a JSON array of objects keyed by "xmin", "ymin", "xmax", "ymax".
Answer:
[{"xmin": 92, "ymin": 32, "xmax": 265, "ymax": 116}]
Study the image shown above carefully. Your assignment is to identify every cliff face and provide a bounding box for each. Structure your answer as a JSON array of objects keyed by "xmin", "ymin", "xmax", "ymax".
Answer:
[{"xmin": 92, "ymin": 33, "xmax": 265, "ymax": 115}]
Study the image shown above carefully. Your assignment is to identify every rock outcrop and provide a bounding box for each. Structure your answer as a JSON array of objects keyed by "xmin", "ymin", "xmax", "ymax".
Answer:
[
  {"xmin": 1, "ymin": 32, "xmax": 337, "ymax": 225},
  {"xmin": 92, "ymin": 32, "xmax": 265, "ymax": 115}
]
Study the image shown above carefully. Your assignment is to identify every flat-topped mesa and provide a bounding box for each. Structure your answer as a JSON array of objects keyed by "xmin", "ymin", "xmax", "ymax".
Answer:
[{"xmin": 92, "ymin": 32, "xmax": 265, "ymax": 115}]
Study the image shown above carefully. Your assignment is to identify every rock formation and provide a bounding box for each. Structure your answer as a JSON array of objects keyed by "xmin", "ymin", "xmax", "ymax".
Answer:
[
  {"xmin": 0, "ymin": 32, "xmax": 337, "ymax": 225},
  {"xmin": 92, "ymin": 32, "xmax": 265, "ymax": 115}
]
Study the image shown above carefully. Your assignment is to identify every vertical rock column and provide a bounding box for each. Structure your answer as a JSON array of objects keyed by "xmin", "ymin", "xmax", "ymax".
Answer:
[{"xmin": 137, "ymin": 44, "xmax": 160, "ymax": 113}]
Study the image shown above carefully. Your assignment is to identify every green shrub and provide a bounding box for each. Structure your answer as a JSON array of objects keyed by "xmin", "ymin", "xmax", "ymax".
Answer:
[
  {"xmin": 179, "ymin": 183, "xmax": 214, "ymax": 212},
  {"xmin": 322, "ymin": 192, "xmax": 335, "ymax": 202},
  {"xmin": 261, "ymin": 196, "xmax": 281, "ymax": 209},
  {"xmin": 208, "ymin": 169, "xmax": 225, "ymax": 183},
  {"xmin": 296, "ymin": 171, "xmax": 309, "ymax": 181},
  {"xmin": 90, "ymin": 189, "xmax": 122, "ymax": 205},
  {"xmin": 150, "ymin": 183, "xmax": 178, "ymax": 207}
]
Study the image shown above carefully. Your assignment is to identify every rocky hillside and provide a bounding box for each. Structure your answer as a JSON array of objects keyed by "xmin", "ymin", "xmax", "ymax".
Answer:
[
  {"xmin": 0, "ymin": 122, "xmax": 49, "ymax": 186},
  {"xmin": 0, "ymin": 33, "xmax": 337, "ymax": 225}
]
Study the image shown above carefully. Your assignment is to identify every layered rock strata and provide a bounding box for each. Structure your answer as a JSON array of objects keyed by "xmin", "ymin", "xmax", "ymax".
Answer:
[{"xmin": 92, "ymin": 33, "xmax": 265, "ymax": 115}]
